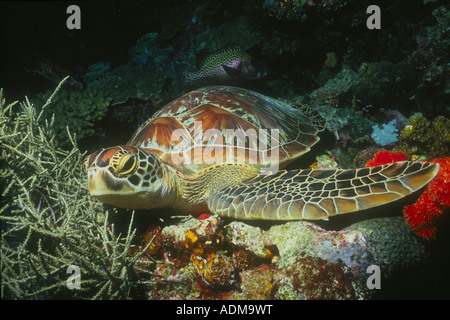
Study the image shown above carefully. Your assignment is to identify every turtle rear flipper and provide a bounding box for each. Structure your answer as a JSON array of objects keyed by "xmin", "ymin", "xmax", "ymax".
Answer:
[{"xmin": 208, "ymin": 161, "xmax": 439, "ymax": 220}]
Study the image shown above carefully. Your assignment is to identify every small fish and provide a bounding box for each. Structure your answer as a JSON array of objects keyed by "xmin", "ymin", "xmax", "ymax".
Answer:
[{"xmin": 172, "ymin": 46, "xmax": 266, "ymax": 90}]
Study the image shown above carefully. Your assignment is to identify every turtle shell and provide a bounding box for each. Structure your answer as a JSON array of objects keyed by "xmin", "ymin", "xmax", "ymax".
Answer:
[{"xmin": 128, "ymin": 86, "xmax": 324, "ymax": 175}]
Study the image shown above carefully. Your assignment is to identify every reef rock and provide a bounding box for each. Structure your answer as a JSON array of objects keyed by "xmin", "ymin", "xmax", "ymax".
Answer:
[{"xmin": 149, "ymin": 214, "xmax": 429, "ymax": 300}]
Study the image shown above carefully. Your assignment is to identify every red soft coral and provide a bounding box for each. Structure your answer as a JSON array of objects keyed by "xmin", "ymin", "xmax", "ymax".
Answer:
[
  {"xmin": 403, "ymin": 157, "xmax": 450, "ymax": 240},
  {"xmin": 427, "ymin": 157, "xmax": 450, "ymax": 207},
  {"xmin": 366, "ymin": 150, "xmax": 408, "ymax": 167}
]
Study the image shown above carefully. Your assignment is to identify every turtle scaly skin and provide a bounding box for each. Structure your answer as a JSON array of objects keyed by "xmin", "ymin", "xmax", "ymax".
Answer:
[
  {"xmin": 208, "ymin": 161, "xmax": 437, "ymax": 220},
  {"xmin": 85, "ymin": 86, "xmax": 438, "ymax": 220}
]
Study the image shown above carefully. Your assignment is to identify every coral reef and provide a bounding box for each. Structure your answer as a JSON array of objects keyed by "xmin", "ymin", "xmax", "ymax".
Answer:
[
  {"xmin": 264, "ymin": 0, "xmax": 350, "ymax": 21},
  {"xmin": 394, "ymin": 115, "xmax": 450, "ymax": 160},
  {"xmin": 410, "ymin": 6, "xmax": 449, "ymax": 114},
  {"xmin": 353, "ymin": 147, "xmax": 385, "ymax": 168},
  {"xmin": 34, "ymin": 86, "xmax": 112, "ymax": 146},
  {"xmin": 348, "ymin": 217, "xmax": 428, "ymax": 274},
  {"xmin": 188, "ymin": 15, "xmax": 264, "ymax": 53},
  {"xmin": 304, "ymin": 105, "xmax": 375, "ymax": 168},
  {"xmin": 403, "ymin": 157, "xmax": 450, "ymax": 240},
  {"xmin": 299, "ymin": 67, "xmax": 357, "ymax": 108},
  {"xmin": 238, "ymin": 264, "xmax": 274, "ymax": 299},
  {"xmin": 365, "ymin": 150, "xmax": 408, "ymax": 167},
  {"xmin": 31, "ymin": 31, "xmax": 176, "ymax": 148},
  {"xmin": 161, "ymin": 214, "xmax": 223, "ymax": 255},
  {"xmin": 225, "ymin": 221, "xmax": 273, "ymax": 259},
  {"xmin": 309, "ymin": 152, "xmax": 339, "ymax": 169},
  {"xmin": 0, "ymin": 79, "xmax": 440, "ymax": 299},
  {"xmin": 0, "ymin": 82, "xmax": 154, "ymax": 299},
  {"xmin": 275, "ymin": 254, "xmax": 363, "ymax": 300},
  {"xmin": 1, "ymin": 0, "xmax": 449, "ymax": 300},
  {"xmin": 138, "ymin": 209, "xmax": 433, "ymax": 300},
  {"xmin": 313, "ymin": 105, "xmax": 375, "ymax": 143},
  {"xmin": 191, "ymin": 251, "xmax": 236, "ymax": 290},
  {"xmin": 371, "ymin": 119, "xmax": 399, "ymax": 147},
  {"xmin": 351, "ymin": 61, "xmax": 417, "ymax": 107}
]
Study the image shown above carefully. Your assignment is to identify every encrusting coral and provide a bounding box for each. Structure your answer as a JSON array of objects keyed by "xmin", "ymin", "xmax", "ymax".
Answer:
[{"xmin": 0, "ymin": 78, "xmax": 156, "ymax": 299}]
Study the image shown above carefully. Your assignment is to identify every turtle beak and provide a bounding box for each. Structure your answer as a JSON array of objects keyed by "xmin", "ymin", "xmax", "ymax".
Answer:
[
  {"xmin": 87, "ymin": 168, "xmax": 155, "ymax": 209},
  {"xmin": 87, "ymin": 168, "xmax": 134, "ymax": 197}
]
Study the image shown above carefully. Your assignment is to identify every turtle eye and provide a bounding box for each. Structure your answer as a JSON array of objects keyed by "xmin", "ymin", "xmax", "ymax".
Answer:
[{"xmin": 115, "ymin": 153, "xmax": 137, "ymax": 176}]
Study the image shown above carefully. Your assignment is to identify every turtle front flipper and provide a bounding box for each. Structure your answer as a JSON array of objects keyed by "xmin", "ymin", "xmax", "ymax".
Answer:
[{"xmin": 207, "ymin": 161, "xmax": 439, "ymax": 220}]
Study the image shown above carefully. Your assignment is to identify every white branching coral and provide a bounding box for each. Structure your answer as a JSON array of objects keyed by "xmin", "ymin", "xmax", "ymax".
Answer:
[{"xmin": 0, "ymin": 78, "xmax": 155, "ymax": 299}]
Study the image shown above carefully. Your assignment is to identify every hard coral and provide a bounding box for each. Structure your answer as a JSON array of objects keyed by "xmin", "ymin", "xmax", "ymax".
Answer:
[
  {"xmin": 352, "ymin": 61, "xmax": 416, "ymax": 107},
  {"xmin": 365, "ymin": 150, "xmax": 407, "ymax": 167},
  {"xmin": 309, "ymin": 153, "xmax": 339, "ymax": 169},
  {"xmin": 394, "ymin": 115, "xmax": 450, "ymax": 160},
  {"xmin": 1, "ymin": 82, "xmax": 149, "ymax": 299},
  {"xmin": 265, "ymin": 0, "xmax": 349, "ymax": 21},
  {"xmin": 191, "ymin": 252, "xmax": 235, "ymax": 290},
  {"xmin": 35, "ymin": 86, "xmax": 112, "ymax": 146},
  {"xmin": 353, "ymin": 146, "xmax": 384, "ymax": 168},
  {"xmin": 403, "ymin": 157, "xmax": 450, "ymax": 240},
  {"xmin": 239, "ymin": 264, "xmax": 275, "ymax": 299},
  {"xmin": 278, "ymin": 254, "xmax": 361, "ymax": 300},
  {"xmin": 162, "ymin": 215, "xmax": 223, "ymax": 254}
]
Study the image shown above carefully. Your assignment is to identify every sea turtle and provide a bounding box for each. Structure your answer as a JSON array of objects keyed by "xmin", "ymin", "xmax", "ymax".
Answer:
[{"xmin": 85, "ymin": 86, "xmax": 438, "ymax": 220}]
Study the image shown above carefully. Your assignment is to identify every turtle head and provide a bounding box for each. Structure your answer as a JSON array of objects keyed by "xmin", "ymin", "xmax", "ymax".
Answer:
[{"xmin": 84, "ymin": 145, "xmax": 173, "ymax": 209}]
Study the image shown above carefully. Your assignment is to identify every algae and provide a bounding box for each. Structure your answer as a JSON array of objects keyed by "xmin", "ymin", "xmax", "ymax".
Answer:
[{"xmin": 0, "ymin": 78, "xmax": 155, "ymax": 299}]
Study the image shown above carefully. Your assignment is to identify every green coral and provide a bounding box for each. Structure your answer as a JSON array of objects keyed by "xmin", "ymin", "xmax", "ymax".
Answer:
[
  {"xmin": 34, "ymin": 85, "xmax": 112, "ymax": 147},
  {"xmin": 264, "ymin": 0, "xmax": 349, "ymax": 21},
  {"xmin": 0, "ymin": 80, "xmax": 155, "ymax": 299},
  {"xmin": 82, "ymin": 62, "xmax": 111, "ymax": 83},
  {"xmin": 348, "ymin": 217, "xmax": 428, "ymax": 272},
  {"xmin": 84, "ymin": 63, "xmax": 167, "ymax": 104},
  {"xmin": 33, "ymin": 33, "xmax": 174, "ymax": 147},
  {"xmin": 394, "ymin": 115, "xmax": 450, "ymax": 159},
  {"xmin": 352, "ymin": 61, "xmax": 417, "ymax": 106}
]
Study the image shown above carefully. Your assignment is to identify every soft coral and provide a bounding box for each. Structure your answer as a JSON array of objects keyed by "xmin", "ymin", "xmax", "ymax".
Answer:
[
  {"xmin": 365, "ymin": 150, "xmax": 407, "ymax": 167},
  {"xmin": 365, "ymin": 151, "xmax": 449, "ymax": 240},
  {"xmin": 403, "ymin": 157, "xmax": 450, "ymax": 240}
]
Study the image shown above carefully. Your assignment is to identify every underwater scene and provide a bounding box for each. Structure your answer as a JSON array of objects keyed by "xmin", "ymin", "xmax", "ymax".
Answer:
[{"xmin": 0, "ymin": 0, "xmax": 449, "ymax": 302}]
